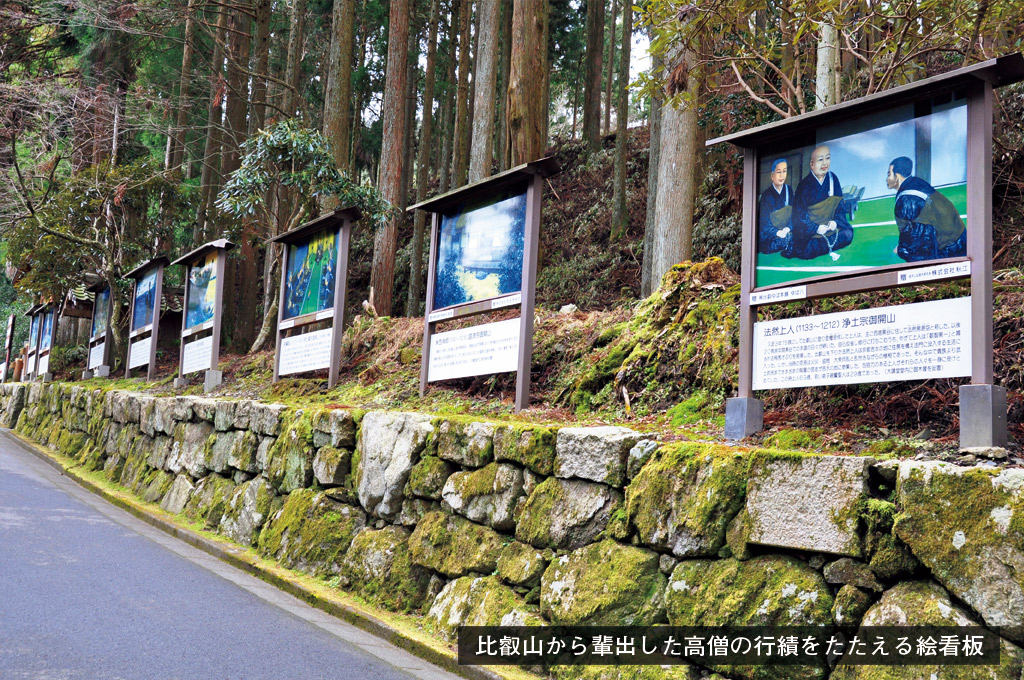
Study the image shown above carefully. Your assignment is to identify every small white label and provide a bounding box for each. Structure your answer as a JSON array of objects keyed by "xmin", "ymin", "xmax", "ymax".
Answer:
[
  {"xmin": 279, "ymin": 328, "xmax": 333, "ymax": 375},
  {"xmin": 279, "ymin": 319, "xmax": 296, "ymax": 330},
  {"xmin": 27, "ymin": 355, "xmax": 36, "ymax": 376},
  {"xmin": 750, "ymin": 285, "xmax": 807, "ymax": 306},
  {"xmin": 492, "ymin": 293, "xmax": 522, "ymax": 310},
  {"xmin": 38, "ymin": 354, "xmax": 49, "ymax": 376},
  {"xmin": 129, "ymin": 336, "xmax": 152, "ymax": 369},
  {"xmin": 897, "ymin": 261, "xmax": 971, "ymax": 285},
  {"xmin": 428, "ymin": 318, "xmax": 520, "ymax": 382},
  {"xmin": 428, "ymin": 309, "xmax": 454, "ymax": 323},
  {"xmin": 88, "ymin": 341, "xmax": 106, "ymax": 370},
  {"xmin": 182, "ymin": 335, "xmax": 213, "ymax": 375},
  {"xmin": 315, "ymin": 308, "xmax": 335, "ymax": 321}
]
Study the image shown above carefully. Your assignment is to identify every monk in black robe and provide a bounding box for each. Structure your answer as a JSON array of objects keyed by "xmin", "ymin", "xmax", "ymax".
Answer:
[
  {"xmin": 788, "ymin": 145, "xmax": 854, "ymax": 261},
  {"xmin": 886, "ymin": 156, "xmax": 967, "ymax": 262},
  {"xmin": 758, "ymin": 159, "xmax": 794, "ymax": 255}
]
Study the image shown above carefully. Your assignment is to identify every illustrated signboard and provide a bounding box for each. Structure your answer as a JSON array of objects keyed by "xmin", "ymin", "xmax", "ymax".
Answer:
[
  {"xmin": 171, "ymin": 239, "xmax": 233, "ymax": 392},
  {"xmin": 754, "ymin": 102, "xmax": 968, "ymax": 288},
  {"xmin": 36, "ymin": 305, "xmax": 55, "ymax": 381},
  {"xmin": 124, "ymin": 256, "xmax": 168, "ymax": 380},
  {"xmin": 410, "ymin": 158, "xmax": 559, "ymax": 412},
  {"xmin": 1, "ymin": 314, "xmax": 15, "ymax": 382},
  {"xmin": 271, "ymin": 208, "xmax": 359, "ymax": 388},
  {"xmin": 24, "ymin": 305, "xmax": 41, "ymax": 380},
  {"xmin": 709, "ymin": 54, "xmax": 1024, "ymax": 448},
  {"xmin": 84, "ymin": 283, "xmax": 113, "ymax": 378}
]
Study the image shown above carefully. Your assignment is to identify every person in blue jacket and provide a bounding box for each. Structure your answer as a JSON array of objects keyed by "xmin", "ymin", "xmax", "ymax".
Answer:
[
  {"xmin": 758, "ymin": 159, "xmax": 794, "ymax": 254},
  {"xmin": 788, "ymin": 145, "xmax": 854, "ymax": 261},
  {"xmin": 886, "ymin": 156, "xmax": 967, "ymax": 262}
]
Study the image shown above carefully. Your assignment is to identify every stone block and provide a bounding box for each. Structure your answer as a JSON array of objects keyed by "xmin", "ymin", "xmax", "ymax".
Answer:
[
  {"xmin": 554, "ymin": 426, "xmax": 640, "ymax": 488},
  {"xmin": 746, "ymin": 454, "xmax": 872, "ymax": 557},
  {"xmin": 442, "ymin": 462, "xmax": 525, "ymax": 531},
  {"xmin": 435, "ymin": 420, "xmax": 495, "ymax": 468},
  {"xmin": 408, "ymin": 511, "xmax": 504, "ymax": 578},
  {"xmin": 356, "ymin": 411, "xmax": 433, "ymax": 520},
  {"xmin": 516, "ymin": 477, "xmax": 621, "ymax": 550}
]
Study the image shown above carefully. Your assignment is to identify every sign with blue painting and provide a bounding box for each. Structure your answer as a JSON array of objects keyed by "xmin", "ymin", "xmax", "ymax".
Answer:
[
  {"xmin": 756, "ymin": 101, "xmax": 968, "ymax": 288},
  {"xmin": 185, "ymin": 252, "xmax": 217, "ymax": 329},
  {"xmin": 433, "ymin": 190, "xmax": 527, "ymax": 310},
  {"xmin": 132, "ymin": 268, "xmax": 158, "ymax": 330},
  {"xmin": 283, "ymin": 227, "xmax": 337, "ymax": 320},
  {"xmin": 91, "ymin": 287, "xmax": 110, "ymax": 338},
  {"xmin": 40, "ymin": 309, "xmax": 53, "ymax": 351}
]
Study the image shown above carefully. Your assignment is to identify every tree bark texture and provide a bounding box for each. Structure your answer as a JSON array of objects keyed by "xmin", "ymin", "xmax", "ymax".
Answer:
[
  {"xmin": 581, "ymin": 0, "xmax": 603, "ymax": 154},
  {"xmin": 651, "ymin": 45, "xmax": 699, "ymax": 289},
  {"xmin": 815, "ymin": 21, "xmax": 839, "ymax": 109},
  {"xmin": 169, "ymin": 0, "xmax": 196, "ymax": 171},
  {"xmin": 452, "ymin": 0, "xmax": 472, "ymax": 187},
  {"xmin": 285, "ymin": 0, "xmax": 307, "ymax": 116},
  {"xmin": 371, "ymin": 0, "xmax": 410, "ymax": 317},
  {"xmin": 197, "ymin": 7, "xmax": 228, "ymax": 241},
  {"xmin": 496, "ymin": 0, "xmax": 513, "ymax": 170},
  {"xmin": 407, "ymin": 0, "xmax": 440, "ymax": 317},
  {"xmin": 324, "ymin": 0, "xmax": 357, "ymax": 174},
  {"xmin": 469, "ymin": 0, "xmax": 500, "ymax": 183},
  {"xmin": 641, "ymin": 49, "xmax": 662, "ymax": 298},
  {"xmin": 507, "ymin": 0, "xmax": 548, "ymax": 166},
  {"xmin": 439, "ymin": 0, "xmax": 459, "ymax": 192},
  {"xmin": 249, "ymin": 0, "xmax": 271, "ymax": 134},
  {"xmin": 603, "ymin": 0, "xmax": 616, "ymax": 136},
  {"xmin": 610, "ymin": 0, "xmax": 630, "ymax": 238}
]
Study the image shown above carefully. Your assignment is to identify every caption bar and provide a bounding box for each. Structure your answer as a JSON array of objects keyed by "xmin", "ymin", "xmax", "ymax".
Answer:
[{"xmin": 458, "ymin": 626, "xmax": 1001, "ymax": 666}]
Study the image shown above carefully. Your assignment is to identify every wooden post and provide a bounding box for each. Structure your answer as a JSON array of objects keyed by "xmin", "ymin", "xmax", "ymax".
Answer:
[
  {"xmin": 174, "ymin": 262, "xmax": 190, "ymax": 389},
  {"xmin": 272, "ymin": 242, "xmax": 288, "ymax": 384},
  {"xmin": 329, "ymin": 218, "xmax": 352, "ymax": 389},
  {"xmin": 515, "ymin": 172, "xmax": 543, "ymax": 412},
  {"xmin": 419, "ymin": 212, "xmax": 440, "ymax": 398}
]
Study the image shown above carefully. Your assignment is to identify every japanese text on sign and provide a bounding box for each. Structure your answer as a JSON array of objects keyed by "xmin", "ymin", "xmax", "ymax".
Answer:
[
  {"xmin": 88, "ymin": 341, "xmax": 106, "ymax": 370},
  {"xmin": 428, "ymin": 318, "xmax": 520, "ymax": 382},
  {"xmin": 753, "ymin": 297, "xmax": 972, "ymax": 390},
  {"xmin": 750, "ymin": 285, "xmax": 807, "ymax": 306},
  {"xmin": 279, "ymin": 328, "xmax": 332, "ymax": 375},
  {"xmin": 129, "ymin": 336, "xmax": 152, "ymax": 369},
  {"xmin": 897, "ymin": 261, "xmax": 971, "ymax": 285},
  {"xmin": 458, "ymin": 626, "xmax": 999, "ymax": 666},
  {"xmin": 182, "ymin": 335, "xmax": 213, "ymax": 375}
]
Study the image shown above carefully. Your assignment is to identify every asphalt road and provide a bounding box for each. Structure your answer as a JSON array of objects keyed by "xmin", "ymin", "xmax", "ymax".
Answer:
[{"xmin": 0, "ymin": 431, "xmax": 462, "ymax": 680}]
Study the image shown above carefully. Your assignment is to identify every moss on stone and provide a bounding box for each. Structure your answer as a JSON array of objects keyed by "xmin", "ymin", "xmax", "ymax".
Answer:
[
  {"xmin": 763, "ymin": 429, "xmax": 824, "ymax": 450},
  {"xmin": 832, "ymin": 584, "xmax": 874, "ymax": 627},
  {"xmin": 406, "ymin": 455, "xmax": 454, "ymax": 500},
  {"xmin": 257, "ymin": 488, "xmax": 367, "ymax": 577},
  {"xmin": 141, "ymin": 470, "xmax": 175, "ymax": 504},
  {"xmin": 182, "ymin": 474, "xmax": 237, "ymax": 529},
  {"xmin": 515, "ymin": 476, "xmax": 620, "ymax": 550},
  {"xmin": 496, "ymin": 541, "xmax": 548, "ymax": 588},
  {"xmin": 264, "ymin": 410, "xmax": 315, "ymax": 492},
  {"xmin": 427, "ymin": 575, "xmax": 542, "ymax": 639},
  {"xmin": 541, "ymin": 539, "xmax": 666, "ymax": 626},
  {"xmin": 625, "ymin": 442, "xmax": 747, "ymax": 557},
  {"xmin": 342, "ymin": 525, "xmax": 432, "ymax": 612},
  {"xmin": 408, "ymin": 510, "xmax": 505, "ymax": 578},
  {"xmin": 492, "ymin": 424, "xmax": 556, "ymax": 477},
  {"xmin": 666, "ymin": 389, "xmax": 722, "ymax": 426}
]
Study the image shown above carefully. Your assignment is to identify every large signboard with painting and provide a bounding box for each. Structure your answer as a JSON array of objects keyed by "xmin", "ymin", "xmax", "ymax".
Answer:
[
  {"xmin": 410, "ymin": 158, "xmax": 559, "ymax": 412},
  {"xmin": 171, "ymin": 239, "xmax": 233, "ymax": 392},
  {"xmin": 271, "ymin": 208, "xmax": 358, "ymax": 389},
  {"xmin": 84, "ymin": 283, "xmax": 113, "ymax": 378},
  {"xmin": 710, "ymin": 54, "xmax": 1024, "ymax": 448},
  {"xmin": 124, "ymin": 256, "xmax": 168, "ymax": 380}
]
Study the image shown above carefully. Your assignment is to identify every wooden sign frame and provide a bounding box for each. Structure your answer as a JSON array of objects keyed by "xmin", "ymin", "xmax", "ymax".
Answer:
[
  {"xmin": 23, "ymin": 303, "xmax": 42, "ymax": 381},
  {"xmin": 171, "ymin": 239, "xmax": 234, "ymax": 392},
  {"xmin": 124, "ymin": 256, "xmax": 169, "ymax": 381},
  {"xmin": 1, "ymin": 313, "xmax": 15, "ymax": 382},
  {"xmin": 270, "ymin": 208, "xmax": 359, "ymax": 390},
  {"xmin": 35, "ymin": 304, "xmax": 56, "ymax": 382},
  {"xmin": 708, "ymin": 54, "xmax": 1024, "ymax": 448},
  {"xmin": 409, "ymin": 158, "xmax": 559, "ymax": 413},
  {"xmin": 83, "ymin": 282, "xmax": 113, "ymax": 379}
]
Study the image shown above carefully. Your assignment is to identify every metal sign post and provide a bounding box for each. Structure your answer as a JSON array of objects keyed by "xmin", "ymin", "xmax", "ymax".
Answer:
[
  {"xmin": 270, "ymin": 208, "xmax": 359, "ymax": 390},
  {"xmin": 171, "ymin": 239, "xmax": 234, "ymax": 392},
  {"xmin": 124, "ymin": 256, "xmax": 169, "ymax": 381},
  {"xmin": 410, "ymin": 158, "xmax": 559, "ymax": 413},
  {"xmin": 709, "ymin": 54, "xmax": 1024, "ymax": 448}
]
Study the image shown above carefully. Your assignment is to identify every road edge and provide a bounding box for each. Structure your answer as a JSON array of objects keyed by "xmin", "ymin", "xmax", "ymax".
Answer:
[{"xmin": 2, "ymin": 428, "xmax": 504, "ymax": 680}]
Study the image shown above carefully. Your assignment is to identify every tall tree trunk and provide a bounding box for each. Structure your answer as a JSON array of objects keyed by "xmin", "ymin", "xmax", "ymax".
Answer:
[
  {"xmin": 495, "ymin": 0, "xmax": 513, "ymax": 170},
  {"xmin": 351, "ymin": 18, "xmax": 369, "ymax": 176},
  {"xmin": 370, "ymin": 0, "xmax": 410, "ymax": 317},
  {"xmin": 324, "ymin": 0, "xmax": 356, "ymax": 174},
  {"xmin": 407, "ymin": 0, "xmax": 439, "ymax": 317},
  {"xmin": 452, "ymin": 0, "xmax": 472, "ymax": 187},
  {"xmin": 223, "ymin": 1, "xmax": 256, "ymax": 350},
  {"xmin": 651, "ymin": 45, "xmax": 699, "ymax": 287},
  {"xmin": 815, "ymin": 20, "xmax": 839, "ymax": 108},
  {"xmin": 641, "ymin": 49, "xmax": 662, "ymax": 297},
  {"xmin": 439, "ymin": 0, "xmax": 459, "ymax": 192},
  {"xmin": 285, "ymin": 0, "xmax": 307, "ymax": 116},
  {"xmin": 401, "ymin": 19, "xmax": 418, "ymax": 204},
  {"xmin": 610, "ymin": 0, "xmax": 630, "ymax": 238},
  {"xmin": 507, "ymin": 0, "xmax": 548, "ymax": 165},
  {"xmin": 469, "ymin": 0, "xmax": 499, "ymax": 182},
  {"xmin": 250, "ymin": 0, "xmax": 271, "ymax": 134},
  {"xmin": 581, "ymin": 0, "xmax": 603, "ymax": 154},
  {"xmin": 197, "ymin": 7, "xmax": 228, "ymax": 242},
  {"xmin": 169, "ymin": 0, "xmax": 197, "ymax": 171},
  {"xmin": 603, "ymin": 0, "xmax": 616, "ymax": 136}
]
